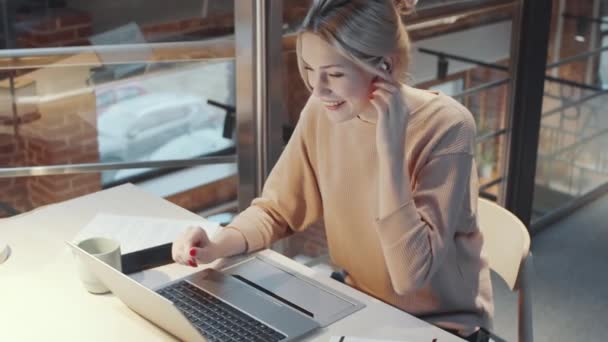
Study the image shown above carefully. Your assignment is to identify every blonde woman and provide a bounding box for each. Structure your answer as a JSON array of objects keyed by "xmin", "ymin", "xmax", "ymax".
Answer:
[{"xmin": 172, "ymin": 0, "xmax": 494, "ymax": 340}]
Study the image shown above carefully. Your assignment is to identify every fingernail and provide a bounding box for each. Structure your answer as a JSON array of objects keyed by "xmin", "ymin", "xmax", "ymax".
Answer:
[
  {"xmin": 189, "ymin": 248, "xmax": 196, "ymax": 257},
  {"xmin": 189, "ymin": 260, "xmax": 196, "ymax": 267}
]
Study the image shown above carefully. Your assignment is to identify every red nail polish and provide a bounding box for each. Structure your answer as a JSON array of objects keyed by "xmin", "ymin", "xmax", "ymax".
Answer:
[
  {"xmin": 189, "ymin": 260, "xmax": 196, "ymax": 267},
  {"xmin": 189, "ymin": 248, "xmax": 196, "ymax": 257}
]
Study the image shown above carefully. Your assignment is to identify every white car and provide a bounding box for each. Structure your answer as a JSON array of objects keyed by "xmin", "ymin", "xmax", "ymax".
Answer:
[
  {"xmin": 110, "ymin": 128, "xmax": 234, "ymax": 183},
  {"xmin": 95, "ymin": 83, "xmax": 147, "ymax": 114},
  {"xmin": 97, "ymin": 93, "xmax": 223, "ymax": 163}
]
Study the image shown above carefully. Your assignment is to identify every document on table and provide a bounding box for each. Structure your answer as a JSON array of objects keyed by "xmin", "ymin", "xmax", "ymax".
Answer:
[
  {"xmin": 329, "ymin": 337, "xmax": 410, "ymax": 342},
  {"xmin": 73, "ymin": 213, "xmax": 220, "ymax": 254}
]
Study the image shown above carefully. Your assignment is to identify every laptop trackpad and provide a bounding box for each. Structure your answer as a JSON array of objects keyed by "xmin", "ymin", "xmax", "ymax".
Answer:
[{"xmin": 222, "ymin": 256, "xmax": 365, "ymax": 327}]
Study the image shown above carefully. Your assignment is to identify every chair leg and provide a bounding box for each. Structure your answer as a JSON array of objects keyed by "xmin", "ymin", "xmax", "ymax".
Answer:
[{"xmin": 518, "ymin": 253, "xmax": 534, "ymax": 342}]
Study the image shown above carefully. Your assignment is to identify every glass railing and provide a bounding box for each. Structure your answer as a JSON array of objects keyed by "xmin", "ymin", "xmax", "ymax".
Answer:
[
  {"xmin": 413, "ymin": 7, "xmax": 515, "ymax": 202},
  {"xmin": 0, "ymin": 0, "xmax": 238, "ymax": 217},
  {"xmin": 531, "ymin": 3, "xmax": 608, "ymax": 226}
]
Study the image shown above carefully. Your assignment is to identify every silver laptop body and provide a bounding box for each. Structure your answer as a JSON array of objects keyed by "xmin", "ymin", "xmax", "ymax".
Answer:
[{"xmin": 68, "ymin": 241, "xmax": 320, "ymax": 342}]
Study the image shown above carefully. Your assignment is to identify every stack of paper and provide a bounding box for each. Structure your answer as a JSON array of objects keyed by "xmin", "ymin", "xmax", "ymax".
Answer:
[
  {"xmin": 330, "ymin": 337, "xmax": 410, "ymax": 342},
  {"xmin": 73, "ymin": 213, "xmax": 220, "ymax": 254}
]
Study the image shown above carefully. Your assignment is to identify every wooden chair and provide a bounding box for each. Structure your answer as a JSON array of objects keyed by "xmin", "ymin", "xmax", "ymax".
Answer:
[{"xmin": 477, "ymin": 198, "xmax": 534, "ymax": 342}]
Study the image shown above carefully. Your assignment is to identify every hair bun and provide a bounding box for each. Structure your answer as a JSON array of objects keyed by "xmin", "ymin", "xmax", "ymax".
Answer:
[{"xmin": 393, "ymin": 0, "xmax": 418, "ymax": 15}]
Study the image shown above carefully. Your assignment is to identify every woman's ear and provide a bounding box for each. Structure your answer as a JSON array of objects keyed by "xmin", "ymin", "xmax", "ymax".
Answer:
[
  {"xmin": 380, "ymin": 61, "xmax": 391, "ymax": 73},
  {"xmin": 371, "ymin": 61, "xmax": 390, "ymax": 87},
  {"xmin": 379, "ymin": 56, "xmax": 395, "ymax": 75}
]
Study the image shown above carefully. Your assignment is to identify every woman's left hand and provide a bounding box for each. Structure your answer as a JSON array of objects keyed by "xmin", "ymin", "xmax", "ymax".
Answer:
[
  {"xmin": 369, "ymin": 79, "xmax": 410, "ymax": 163},
  {"xmin": 370, "ymin": 79, "xmax": 412, "ymax": 217}
]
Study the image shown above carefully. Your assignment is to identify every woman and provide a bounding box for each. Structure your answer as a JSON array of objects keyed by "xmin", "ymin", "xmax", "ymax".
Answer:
[{"xmin": 172, "ymin": 0, "xmax": 494, "ymax": 340}]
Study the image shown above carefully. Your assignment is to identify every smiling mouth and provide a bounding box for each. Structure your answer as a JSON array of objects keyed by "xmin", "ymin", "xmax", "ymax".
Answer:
[{"xmin": 323, "ymin": 100, "xmax": 345, "ymax": 110}]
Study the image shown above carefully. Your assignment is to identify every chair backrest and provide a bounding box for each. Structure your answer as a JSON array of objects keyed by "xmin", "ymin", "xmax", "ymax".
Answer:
[{"xmin": 477, "ymin": 198, "xmax": 531, "ymax": 290}]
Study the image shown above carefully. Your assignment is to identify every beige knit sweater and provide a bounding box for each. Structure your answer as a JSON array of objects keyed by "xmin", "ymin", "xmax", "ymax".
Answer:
[{"xmin": 228, "ymin": 89, "xmax": 494, "ymax": 334}]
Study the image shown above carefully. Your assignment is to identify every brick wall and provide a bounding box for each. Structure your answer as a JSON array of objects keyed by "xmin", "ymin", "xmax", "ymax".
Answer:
[
  {"xmin": 141, "ymin": 14, "xmax": 234, "ymax": 42},
  {"xmin": 0, "ymin": 139, "xmax": 101, "ymax": 217},
  {"xmin": 23, "ymin": 92, "xmax": 101, "ymax": 208},
  {"xmin": 0, "ymin": 90, "xmax": 101, "ymax": 217},
  {"xmin": 0, "ymin": 134, "xmax": 30, "ymax": 213},
  {"xmin": 167, "ymin": 176, "xmax": 237, "ymax": 213},
  {"xmin": 464, "ymin": 62, "xmax": 509, "ymax": 137},
  {"xmin": 554, "ymin": 1, "xmax": 595, "ymax": 85},
  {"xmin": 14, "ymin": 7, "xmax": 239, "ymax": 49},
  {"xmin": 16, "ymin": 9, "xmax": 93, "ymax": 48}
]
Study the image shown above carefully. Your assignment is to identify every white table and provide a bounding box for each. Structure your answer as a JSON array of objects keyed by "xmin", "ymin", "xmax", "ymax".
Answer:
[{"xmin": 0, "ymin": 184, "xmax": 463, "ymax": 342}]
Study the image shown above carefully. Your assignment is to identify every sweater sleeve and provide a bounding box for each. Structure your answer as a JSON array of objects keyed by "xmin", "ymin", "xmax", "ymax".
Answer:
[
  {"xmin": 226, "ymin": 102, "xmax": 323, "ymax": 253},
  {"xmin": 375, "ymin": 121, "xmax": 478, "ymax": 295}
]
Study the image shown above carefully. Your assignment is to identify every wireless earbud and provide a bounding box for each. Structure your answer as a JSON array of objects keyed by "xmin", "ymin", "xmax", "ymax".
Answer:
[{"xmin": 380, "ymin": 61, "xmax": 391, "ymax": 73}]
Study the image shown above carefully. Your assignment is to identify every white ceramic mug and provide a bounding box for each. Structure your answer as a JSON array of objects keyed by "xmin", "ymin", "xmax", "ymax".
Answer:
[
  {"xmin": 0, "ymin": 241, "xmax": 10, "ymax": 264},
  {"xmin": 74, "ymin": 237, "xmax": 122, "ymax": 294}
]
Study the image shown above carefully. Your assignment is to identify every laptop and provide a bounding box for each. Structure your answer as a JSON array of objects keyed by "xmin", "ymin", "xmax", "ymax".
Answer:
[{"xmin": 67, "ymin": 241, "xmax": 321, "ymax": 342}]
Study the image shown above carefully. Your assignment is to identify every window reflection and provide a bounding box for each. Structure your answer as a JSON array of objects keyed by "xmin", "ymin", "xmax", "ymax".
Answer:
[
  {"xmin": 93, "ymin": 60, "xmax": 235, "ymax": 184},
  {"xmin": 0, "ymin": 0, "xmax": 237, "ymax": 217},
  {"xmin": 532, "ymin": 0, "xmax": 608, "ymax": 221}
]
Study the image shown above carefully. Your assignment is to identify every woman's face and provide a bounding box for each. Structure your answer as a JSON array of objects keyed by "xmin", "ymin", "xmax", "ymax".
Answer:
[{"xmin": 300, "ymin": 32, "xmax": 376, "ymax": 123}]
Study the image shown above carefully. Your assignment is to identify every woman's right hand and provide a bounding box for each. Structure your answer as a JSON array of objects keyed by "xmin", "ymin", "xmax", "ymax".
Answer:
[
  {"xmin": 172, "ymin": 226, "xmax": 248, "ymax": 267},
  {"xmin": 172, "ymin": 226, "xmax": 220, "ymax": 267}
]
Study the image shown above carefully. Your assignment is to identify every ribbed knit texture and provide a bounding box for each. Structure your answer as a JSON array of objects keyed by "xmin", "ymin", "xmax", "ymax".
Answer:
[{"xmin": 227, "ymin": 89, "xmax": 494, "ymax": 335}]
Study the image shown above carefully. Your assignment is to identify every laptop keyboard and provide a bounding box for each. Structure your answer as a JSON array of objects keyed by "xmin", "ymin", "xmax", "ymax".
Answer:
[{"xmin": 157, "ymin": 280, "xmax": 287, "ymax": 342}]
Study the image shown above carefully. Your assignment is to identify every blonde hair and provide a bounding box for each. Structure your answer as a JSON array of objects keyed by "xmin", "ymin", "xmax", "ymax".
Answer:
[{"xmin": 296, "ymin": 0, "xmax": 415, "ymax": 90}]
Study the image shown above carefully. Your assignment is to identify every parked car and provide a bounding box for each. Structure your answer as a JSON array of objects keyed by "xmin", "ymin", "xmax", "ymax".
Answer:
[
  {"xmin": 97, "ymin": 93, "xmax": 223, "ymax": 164},
  {"xmin": 95, "ymin": 84, "xmax": 147, "ymax": 115},
  {"xmin": 109, "ymin": 128, "xmax": 234, "ymax": 183}
]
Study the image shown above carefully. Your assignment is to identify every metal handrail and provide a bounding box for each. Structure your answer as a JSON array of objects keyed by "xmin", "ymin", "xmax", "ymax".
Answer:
[
  {"xmin": 480, "ymin": 176, "xmax": 504, "ymax": 191},
  {"xmin": 0, "ymin": 39, "xmax": 232, "ymax": 59},
  {"xmin": 0, "ymin": 39, "xmax": 236, "ymax": 70},
  {"xmin": 537, "ymin": 127, "xmax": 608, "ymax": 161},
  {"xmin": 418, "ymin": 47, "xmax": 605, "ymax": 91},
  {"xmin": 0, "ymin": 155, "xmax": 236, "ymax": 178},
  {"xmin": 418, "ymin": 47, "xmax": 509, "ymax": 71},
  {"xmin": 476, "ymin": 128, "xmax": 509, "ymax": 143},
  {"xmin": 545, "ymin": 45, "xmax": 608, "ymax": 70},
  {"xmin": 451, "ymin": 78, "xmax": 511, "ymax": 100},
  {"xmin": 541, "ymin": 88, "xmax": 608, "ymax": 118}
]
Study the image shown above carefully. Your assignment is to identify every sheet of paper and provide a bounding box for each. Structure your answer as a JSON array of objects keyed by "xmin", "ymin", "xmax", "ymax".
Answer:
[
  {"xmin": 73, "ymin": 213, "xmax": 220, "ymax": 254},
  {"xmin": 329, "ymin": 337, "xmax": 410, "ymax": 342}
]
